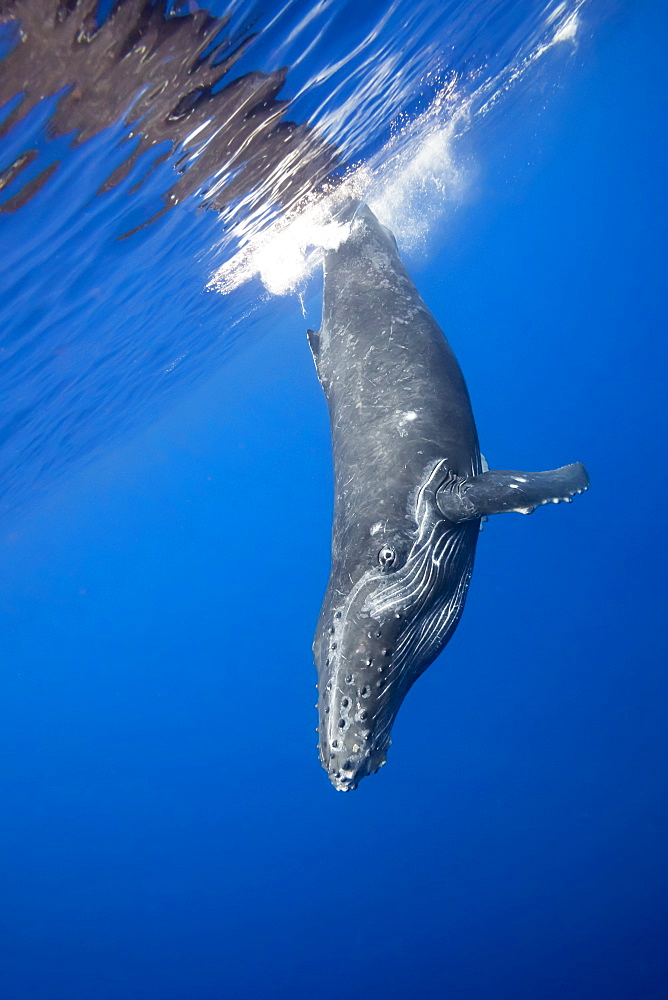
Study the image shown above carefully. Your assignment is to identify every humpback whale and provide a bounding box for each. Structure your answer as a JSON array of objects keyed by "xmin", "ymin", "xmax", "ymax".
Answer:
[{"xmin": 309, "ymin": 203, "xmax": 588, "ymax": 791}]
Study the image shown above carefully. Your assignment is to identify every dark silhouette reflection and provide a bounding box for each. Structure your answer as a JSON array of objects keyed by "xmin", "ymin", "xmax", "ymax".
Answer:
[
  {"xmin": 0, "ymin": 0, "xmax": 341, "ymax": 517},
  {"xmin": 0, "ymin": 0, "xmax": 337, "ymax": 225}
]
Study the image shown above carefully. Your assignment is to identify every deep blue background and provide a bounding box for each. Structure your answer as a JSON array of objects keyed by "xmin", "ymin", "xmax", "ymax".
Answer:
[{"xmin": 1, "ymin": 2, "xmax": 666, "ymax": 998}]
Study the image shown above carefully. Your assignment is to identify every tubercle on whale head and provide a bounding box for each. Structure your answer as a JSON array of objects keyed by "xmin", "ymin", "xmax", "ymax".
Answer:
[
  {"xmin": 313, "ymin": 459, "xmax": 479, "ymax": 792},
  {"xmin": 314, "ymin": 595, "xmax": 403, "ymax": 792},
  {"xmin": 313, "ymin": 529, "xmax": 412, "ymax": 791}
]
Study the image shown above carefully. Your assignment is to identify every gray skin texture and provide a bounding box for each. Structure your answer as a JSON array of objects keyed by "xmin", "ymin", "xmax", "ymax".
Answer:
[{"xmin": 310, "ymin": 203, "xmax": 588, "ymax": 791}]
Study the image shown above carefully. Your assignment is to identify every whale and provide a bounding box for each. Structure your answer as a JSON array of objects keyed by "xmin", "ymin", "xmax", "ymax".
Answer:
[{"xmin": 308, "ymin": 202, "xmax": 589, "ymax": 791}]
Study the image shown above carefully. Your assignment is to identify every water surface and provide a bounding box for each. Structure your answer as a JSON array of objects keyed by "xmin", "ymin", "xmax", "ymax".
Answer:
[{"xmin": 1, "ymin": 2, "xmax": 666, "ymax": 999}]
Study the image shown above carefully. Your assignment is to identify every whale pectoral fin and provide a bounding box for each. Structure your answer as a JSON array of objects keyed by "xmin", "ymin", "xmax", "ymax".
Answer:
[{"xmin": 436, "ymin": 462, "xmax": 590, "ymax": 521}]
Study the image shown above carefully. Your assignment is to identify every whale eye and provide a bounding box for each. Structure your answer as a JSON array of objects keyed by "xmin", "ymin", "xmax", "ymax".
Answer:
[{"xmin": 378, "ymin": 545, "xmax": 397, "ymax": 571}]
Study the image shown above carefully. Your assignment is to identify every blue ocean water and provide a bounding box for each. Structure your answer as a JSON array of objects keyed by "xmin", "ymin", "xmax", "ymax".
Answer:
[{"xmin": 0, "ymin": 1, "xmax": 666, "ymax": 998}]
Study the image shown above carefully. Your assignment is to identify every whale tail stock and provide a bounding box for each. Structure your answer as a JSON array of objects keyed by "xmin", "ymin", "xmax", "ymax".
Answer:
[{"xmin": 435, "ymin": 462, "xmax": 590, "ymax": 521}]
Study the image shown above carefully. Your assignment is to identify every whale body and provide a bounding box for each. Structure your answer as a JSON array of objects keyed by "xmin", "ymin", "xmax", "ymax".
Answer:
[{"xmin": 308, "ymin": 203, "xmax": 589, "ymax": 792}]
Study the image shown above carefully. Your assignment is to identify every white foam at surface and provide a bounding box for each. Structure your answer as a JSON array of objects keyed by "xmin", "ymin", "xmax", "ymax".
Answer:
[
  {"xmin": 553, "ymin": 12, "xmax": 580, "ymax": 44},
  {"xmin": 368, "ymin": 118, "xmax": 466, "ymax": 251},
  {"xmin": 208, "ymin": 204, "xmax": 356, "ymax": 296},
  {"xmin": 207, "ymin": 0, "xmax": 587, "ymax": 300},
  {"xmin": 207, "ymin": 83, "xmax": 468, "ymax": 297}
]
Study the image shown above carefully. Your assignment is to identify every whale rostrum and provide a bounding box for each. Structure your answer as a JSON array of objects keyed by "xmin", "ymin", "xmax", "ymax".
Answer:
[{"xmin": 309, "ymin": 202, "xmax": 589, "ymax": 791}]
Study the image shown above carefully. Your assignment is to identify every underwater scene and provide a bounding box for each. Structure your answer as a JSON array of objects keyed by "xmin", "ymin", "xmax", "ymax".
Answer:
[{"xmin": 0, "ymin": 0, "xmax": 666, "ymax": 997}]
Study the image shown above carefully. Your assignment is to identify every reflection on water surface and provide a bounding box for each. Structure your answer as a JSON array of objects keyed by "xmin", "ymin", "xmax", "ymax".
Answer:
[{"xmin": 0, "ymin": 0, "xmax": 588, "ymax": 516}]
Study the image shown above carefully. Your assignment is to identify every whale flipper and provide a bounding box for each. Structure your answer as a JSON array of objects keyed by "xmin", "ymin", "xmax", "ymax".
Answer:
[{"xmin": 436, "ymin": 462, "xmax": 590, "ymax": 520}]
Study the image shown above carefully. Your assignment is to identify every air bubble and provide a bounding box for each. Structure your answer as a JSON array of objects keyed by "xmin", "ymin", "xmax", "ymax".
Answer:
[
  {"xmin": 342, "ymin": 698, "xmax": 350, "ymax": 709},
  {"xmin": 361, "ymin": 686, "xmax": 370, "ymax": 698}
]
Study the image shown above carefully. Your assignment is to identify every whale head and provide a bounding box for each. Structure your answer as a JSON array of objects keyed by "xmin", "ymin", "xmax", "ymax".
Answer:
[{"xmin": 313, "ymin": 461, "xmax": 479, "ymax": 791}]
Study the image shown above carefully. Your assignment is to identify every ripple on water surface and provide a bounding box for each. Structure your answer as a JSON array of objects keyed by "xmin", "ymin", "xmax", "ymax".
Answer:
[{"xmin": 0, "ymin": 0, "xmax": 587, "ymax": 516}]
